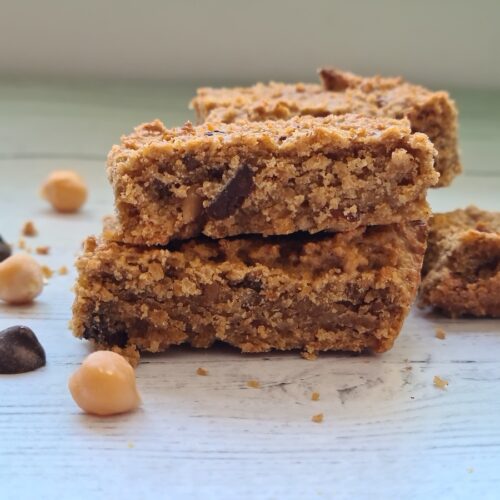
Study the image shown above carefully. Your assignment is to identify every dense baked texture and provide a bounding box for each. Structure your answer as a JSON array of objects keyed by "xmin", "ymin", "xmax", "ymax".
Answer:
[
  {"xmin": 420, "ymin": 206, "xmax": 500, "ymax": 317},
  {"xmin": 191, "ymin": 67, "xmax": 460, "ymax": 186},
  {"xmin": 72, "ymin": 221, "xmax": 427, "ymax": 358},
  {"xmin": 107, "ymin": 115, "xmax": 437, "ymax": 245}
]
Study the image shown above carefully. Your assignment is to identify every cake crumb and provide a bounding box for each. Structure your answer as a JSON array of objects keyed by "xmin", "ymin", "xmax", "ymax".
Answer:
[
  {"xmin": 435, "ymin": 328, "xmax": 446, "ymax": 340},
  {"xmin": 246, "ymin": 379, "xmax": 260, "ymax": 389},
  {"xmin": 41, "ymin": 265, "xmax": 53, "ymax": 279},
  {"xmin": 127, "ymin": 442, "xmax": 135, "ymax": 449},
  {"xmin": 301, "ymin": 349, "xmax": 318, "ymax": 361},
  {"xmin": 312, "ymin": 413, "xmax": 324, "ymax": 423},
  {"xmin": 311, "ymin": 391, "xmax": 320, "ymax": 401},
  {"xmin": 467, "ymin": 467, "xmax": 474, "ymax": 474},
  {"xmin": 22, "ymin": 221, "xmax": 37, "ymax": 237},
  {"xmin": 196, "ymin": 367, "xmax": 208, "ymax": 376},
  {"xmin": 35, "ymin": 246, "xmax": 50, "ymax": 255},
  {"xmin": 18, "ymin": 238, "xmax": 26, "ymax": 249},
  {"xmin": 58, "ymin": 265, "xmax": 69, "ymax": 275},
  {"xmin": 433, "ymin": 375, "xmax": 448, "ymax": 390}
]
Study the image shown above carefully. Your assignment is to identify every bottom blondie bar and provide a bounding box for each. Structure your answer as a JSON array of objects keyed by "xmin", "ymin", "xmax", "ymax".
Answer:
[
  {"xmin": 420, "ymin": 206, "xmax": 500, "ymax": 317},
  {"xmin": 72, "ymin": 222, "xmax": 427, "ymax": 358}
]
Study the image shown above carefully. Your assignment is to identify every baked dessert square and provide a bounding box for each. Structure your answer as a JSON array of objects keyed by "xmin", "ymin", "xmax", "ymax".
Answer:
[
  {"xmin": 71, "ymin": 221, "xmax": 427, "ymax": 358},
  {"xmin": 420, "ymin": 206, "xmax": 500, "ymax": 317},
  {"xmin": 107, "ymin": 114, "xmax": 437, "ymax": 245},
  {"xmin": 191, "ymin": 67, "xmax": 460, "ymax": 186}
]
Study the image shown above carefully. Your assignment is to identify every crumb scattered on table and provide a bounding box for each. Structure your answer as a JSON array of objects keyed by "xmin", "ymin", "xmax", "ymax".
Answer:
[
  {"xmin": 41, "ymin": 265, "xmax": 53, "ymax": 279},
  {"xmin": 35, "ymin": 246, "xmax": 50, "ymax": 255},
  {"xmin": 312, "ymin": 413, "xmax": 324, "ymax": 423},
  {"xmin": 433, "ymin": 375, "xmax": 448, "ymax": 390},
  {"xmin": 435, "ymin": 327, "xmax": 446, "ymax": 340},
  {"xmin": 467, "ymin": 467, "xmax": 474, "ymax": 474},
  {"xmin": 58, "ymin": 265, "xmax": 69, "ymax": 275},
  {"xmin": 127, "ymin": 442, "xmax": 134, "ymax": 449},
  {"xmin": 22, "ymin": 221, "xmax": 37, "ymax": 237},
  {"xmin": 196, "ymin": 367, "xmax": 208, "ymax": 376},
  {"xmin": 246, "ymin": 379, "xmax": 260, "ymax": 389},
  {"xmin": 301, "ymin": 350, "xmax": 318, "ymax": 361},
  {"xmin": 18, "ymin": 238, "xmax": 26, "ymax": 249},
  {"xmin": 311, "ymin": 391, "xmax": 320, "ymax": 401}
]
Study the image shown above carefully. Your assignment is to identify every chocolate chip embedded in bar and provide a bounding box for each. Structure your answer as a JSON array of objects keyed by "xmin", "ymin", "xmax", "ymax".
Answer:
[
  {"xmin": 106, "ymin": 114, "xmax": 437, "ymax": 245},
  {"xmin": 205, "ymin": 164, "xmax": 254, "ymax": 220}
]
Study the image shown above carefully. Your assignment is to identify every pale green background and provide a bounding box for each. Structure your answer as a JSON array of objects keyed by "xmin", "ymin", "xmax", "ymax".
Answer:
[{"xmin": 1, "ymin": 0, "xmax": 499, "ymax": 87}]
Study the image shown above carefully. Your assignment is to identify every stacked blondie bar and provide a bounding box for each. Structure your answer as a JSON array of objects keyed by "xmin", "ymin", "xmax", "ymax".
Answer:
[{"xmin": 72, "ymin": 68, "xmax": 461, "ymax": 360}]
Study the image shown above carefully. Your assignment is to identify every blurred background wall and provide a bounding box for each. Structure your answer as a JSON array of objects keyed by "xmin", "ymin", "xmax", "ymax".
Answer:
[{"xmin": 1, "ymin": 0, "xmax": 499, "ymax": 87}]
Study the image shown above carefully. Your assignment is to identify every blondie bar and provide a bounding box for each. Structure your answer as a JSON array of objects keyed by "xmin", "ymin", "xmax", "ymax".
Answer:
[
  {"xmin": 107, "ymin": 115, "xmax": 437, "ymax": 245},
  {"xmin": 191, "ymin": 67, "xmax": 460, "ymax": 186},
  {"xmin": 71, "ymin": 221, "xmax": 427, "ymax": 358},
  {"xmin": 420, "ymin": 206, "xmax": 500, "ymax": 317}
]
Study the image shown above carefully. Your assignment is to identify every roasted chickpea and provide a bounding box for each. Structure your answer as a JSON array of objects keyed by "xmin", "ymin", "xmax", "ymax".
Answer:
[
  {"xmin": 0, "ymin": 254, "xmax": 44, "ymax": 304},
  {"xmin": 69, "ymin": 351, "xmax": 141, "ymax": 416},
  {"xmin": 41, "ymin": 170, "xmax": 87, "ymax": 213}
]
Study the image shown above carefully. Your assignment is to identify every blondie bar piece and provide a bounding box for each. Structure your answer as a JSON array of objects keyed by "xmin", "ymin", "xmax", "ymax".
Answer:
[
  {"xmin": 72, "ymin": 221, "xmax": 427, "ymax": 358},
  {"xmin": 107, "ymin": 115, "xmax": 437, "ymax": 245},
  {"xmin": 420, "ymin": 206, "xmax": 500, "ymax": 317},
  {"xmin": 191, "ymin": 67, "xmax": 460, "ymax": 186}
]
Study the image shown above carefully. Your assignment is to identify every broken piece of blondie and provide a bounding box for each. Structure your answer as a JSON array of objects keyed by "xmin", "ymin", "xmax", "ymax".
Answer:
[
  {"xmin": 191, "ymin": 67, "xmax": 460, "ymax": 186},
  {"xmin": 420, "ymin": 206, "xmax": 500, "ymax": 317},
  {"xmin": 107, "ymin": 115, "xmax": 437, "ymax": 245},
  {"xmin": 72, "ymin": 221, "xmax": 427, "ymax": 358}
]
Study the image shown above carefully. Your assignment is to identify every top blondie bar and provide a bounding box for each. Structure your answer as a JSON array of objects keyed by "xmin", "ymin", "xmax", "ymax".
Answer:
[
  {"xmin": 107, "ymin": 113, "xmax": 437, "ymax": 245},
  {"xmin": 191, "ymin": 67, "xmax": 460, "ymax": 186}
]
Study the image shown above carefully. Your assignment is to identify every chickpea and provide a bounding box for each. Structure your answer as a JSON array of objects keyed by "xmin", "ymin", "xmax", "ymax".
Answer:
[
  {"xmin": 0, "ymin": 254, "xmax": 44, "ymax": 304},
  {"xmin": 69, "ymin": 351, "xmax": 141, "ymax": 416},
  {"xmin": 41, "ymin": 170, "xmax": 87, "ymax": 213}
]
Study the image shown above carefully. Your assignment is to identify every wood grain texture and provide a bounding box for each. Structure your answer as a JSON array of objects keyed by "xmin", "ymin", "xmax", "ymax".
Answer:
[{"xmin": 0, "ymin": 81, "xmax": 499, "ymax": 500}]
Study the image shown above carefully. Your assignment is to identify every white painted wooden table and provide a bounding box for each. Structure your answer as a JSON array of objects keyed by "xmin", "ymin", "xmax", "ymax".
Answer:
[{"xmin": 0, "ymin": 80, "xmax": 499, "ymax": 500}]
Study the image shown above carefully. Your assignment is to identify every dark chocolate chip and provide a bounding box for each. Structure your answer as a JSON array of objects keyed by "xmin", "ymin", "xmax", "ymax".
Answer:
[
  {"xmin": 82, "ymin": 325, "xmax": 129, "ymax": 348},
  {"xmin": 0, "ymin": 326, "xmax": 46, "ymax": 374},
  {"xmin": 183, "ymin": 154, "xmax": 201, "ymax": 171},
  {"xmin": 232, "ymin": 276, "xmax": 263, "ymax": 293},
  {"xmin": 318, "ymin": 68, "xmax": 351, "ymax": 92},
  {"xmin": 205, "ymin": 131, "xmax": 214, "ymax": 137},
  {"xmin": 0, "ymin": 236, "xmax": 11, "ymax": 263},
  {"xmin": 205, "ymin": 164, "xmax": 254, "ymax": 220},
  {"xmin": 151, "ymin": 179, "xmax": 172, "ymax": 200}
]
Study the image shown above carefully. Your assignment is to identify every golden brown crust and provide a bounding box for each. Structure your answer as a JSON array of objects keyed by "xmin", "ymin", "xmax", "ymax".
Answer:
[
  {"xmin": 71, "ymin": 222, "xmax": 427, "ymax": 359},
  {"xmin": 107, "ymin": 115, "xmax": 437, "ymax": 245},
  {"xmin": 191, "ymin": 67, "xmax": 460, "ymax": 186},
  {"xmin": 420, "ymin": 206, "xmax": 500, "ymax": 317}
]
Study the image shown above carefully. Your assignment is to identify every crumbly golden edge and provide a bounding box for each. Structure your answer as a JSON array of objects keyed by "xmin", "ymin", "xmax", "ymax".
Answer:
[
  {"xmin": 191, "ymin": 78, "xmax": 460, "ymax": 187},
  {"xmin": 406, "ymin": 92, "xmax": 461, "ymax": 187},
  {"xmin": 107, "ymin": 121, "xmax": 436, "ymax": 245},
  {"xmin": 114, "ymin": 114, "xmax": 412, "ymax": 153},
  {"xmin": 72, "ymin": 223, "xmax": 426, "ymax": 357},
  {"xmin": 420, "ymin": 215, "xmax": 500, "ymax": 317}
]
